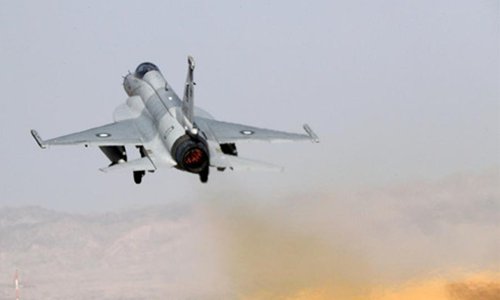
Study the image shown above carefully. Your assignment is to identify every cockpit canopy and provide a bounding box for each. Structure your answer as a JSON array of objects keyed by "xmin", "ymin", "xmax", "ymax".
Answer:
[{"xmin": 135, "ymin": 62, "xmax": 159, "ymax": 79}]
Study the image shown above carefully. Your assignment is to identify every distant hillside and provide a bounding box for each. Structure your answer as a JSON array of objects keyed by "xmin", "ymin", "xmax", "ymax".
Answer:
[{"xmin": 0, "ymin": 205, "xmax": 228, "ymax": 300}]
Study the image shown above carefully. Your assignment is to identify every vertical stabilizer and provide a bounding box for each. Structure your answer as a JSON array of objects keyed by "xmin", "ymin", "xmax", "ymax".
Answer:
[{"xmin": 182, "ymin": 56, "xmax": 196, "ymax": 133}]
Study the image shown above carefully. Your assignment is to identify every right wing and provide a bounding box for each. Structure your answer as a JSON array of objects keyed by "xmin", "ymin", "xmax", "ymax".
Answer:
[
  {"xmin": 195, "ymin": 117, "xmax": 319, "ymax": 144},
  {"xmin": 31, "ymin": 119, "xmax": 146, "ymax": 149}
]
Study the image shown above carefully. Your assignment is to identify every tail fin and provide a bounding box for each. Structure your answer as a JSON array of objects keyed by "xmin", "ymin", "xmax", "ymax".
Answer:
[{"xmin": 182, "ymin": 56, "xmax": 196, "ymax": 133}]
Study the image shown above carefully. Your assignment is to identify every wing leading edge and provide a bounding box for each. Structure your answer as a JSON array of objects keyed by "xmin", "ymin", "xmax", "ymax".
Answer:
[{"xmin": 31, "ymin": 119, "xmax": 145, "ymax": 149}]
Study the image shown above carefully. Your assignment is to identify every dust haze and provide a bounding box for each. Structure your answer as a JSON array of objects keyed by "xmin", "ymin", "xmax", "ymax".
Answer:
[{"xmin": 0, "ymin": 168, "xmax": 498, "ymax": 299}]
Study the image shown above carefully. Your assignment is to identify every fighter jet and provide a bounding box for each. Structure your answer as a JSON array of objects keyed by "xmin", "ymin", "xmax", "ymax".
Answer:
[{"xmin": 31, "ymin": 57, "xmax": 319, "ymax": 184}]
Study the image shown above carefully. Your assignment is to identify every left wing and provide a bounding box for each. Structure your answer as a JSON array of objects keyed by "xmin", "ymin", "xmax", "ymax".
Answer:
[
  {"xmin": 194, "ymin": 117, "xmax": 319, "ymax": 144},
  {"xmin": 31, "ymin": 119, "xmax": 145, "ymax": 149}
]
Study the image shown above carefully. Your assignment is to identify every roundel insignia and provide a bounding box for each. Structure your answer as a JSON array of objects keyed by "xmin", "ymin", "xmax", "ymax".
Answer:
[
  {"xmin": 240, "ymin": 130, "xmax": 254, "ymax": 135},
  {"xmin": 96, "ymin": 133, "xmax": 111, "ymax": 138}
]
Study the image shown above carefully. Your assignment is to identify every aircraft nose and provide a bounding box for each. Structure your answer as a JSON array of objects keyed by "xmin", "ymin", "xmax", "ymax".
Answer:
[{"xmin": 135, "ymin": 62, "xmax": 160, "ymax": 79}]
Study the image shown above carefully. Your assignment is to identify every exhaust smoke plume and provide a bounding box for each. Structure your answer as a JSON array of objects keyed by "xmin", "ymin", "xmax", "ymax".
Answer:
[
  {"xmin": 200, "ymin": 168, "xmax": 499, "ymax": 299},
  {"xmin": 204, "ymin": 200, "xmax": 371, "ymax": 299}
]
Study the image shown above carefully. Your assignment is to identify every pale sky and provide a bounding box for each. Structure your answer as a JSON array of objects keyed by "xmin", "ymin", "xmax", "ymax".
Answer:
[{"xmin": 0, "ymin": 0, "xmax": 498, "ymax": 212}]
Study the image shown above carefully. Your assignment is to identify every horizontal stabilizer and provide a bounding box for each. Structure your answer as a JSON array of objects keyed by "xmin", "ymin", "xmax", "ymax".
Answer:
[
  {"xmin": 100, "ymin": 157, "xmax": 156, "ymax": 173},
  {"xmin": 212, "ymin": 154, "xmax": 284, "ymax": 172}
]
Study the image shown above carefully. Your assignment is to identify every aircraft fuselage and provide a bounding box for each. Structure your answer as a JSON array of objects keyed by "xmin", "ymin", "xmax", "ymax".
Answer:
[{"xmin": 123, "ymin": 63, "xmax": 209, "ymax": 176}]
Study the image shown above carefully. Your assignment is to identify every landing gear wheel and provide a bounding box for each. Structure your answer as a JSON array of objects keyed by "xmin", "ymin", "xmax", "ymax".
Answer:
[
  {"xmin": 199, "ymin": 168, "xmax": 209, "ymax": 183},
  {"xmin": 133, "ymin": 171, "xmax": 145, "ymax": 184}
]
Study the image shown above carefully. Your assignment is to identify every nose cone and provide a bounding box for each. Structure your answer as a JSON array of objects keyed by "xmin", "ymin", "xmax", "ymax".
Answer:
[{"xmin": 135, "ymin": 62, "xmax": 160, "ymax": 79}]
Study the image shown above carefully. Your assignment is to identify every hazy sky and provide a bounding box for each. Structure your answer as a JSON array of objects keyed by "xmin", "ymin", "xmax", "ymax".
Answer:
[{"xmin": 0, "ymin": 0, "xmax": 498, "ymax": 212}]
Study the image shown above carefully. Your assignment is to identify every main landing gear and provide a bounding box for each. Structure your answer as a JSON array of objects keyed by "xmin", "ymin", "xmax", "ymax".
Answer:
[
  {"xmin": 133, "ymin": 170, "xmax": 145, "ymax": 184},
  {"xmin": 133, "ymin": 146, "xmax": 148, "ymax": 184},
  {"xmin": 199, "ymin": 167, "xmax": 209, "ymax": 183}
]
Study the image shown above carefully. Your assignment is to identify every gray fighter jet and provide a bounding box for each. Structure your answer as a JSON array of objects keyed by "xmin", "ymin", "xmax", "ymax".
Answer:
[{"xmin": 31, "ymin": 57, "xmax": 319, "ymax": 184}]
